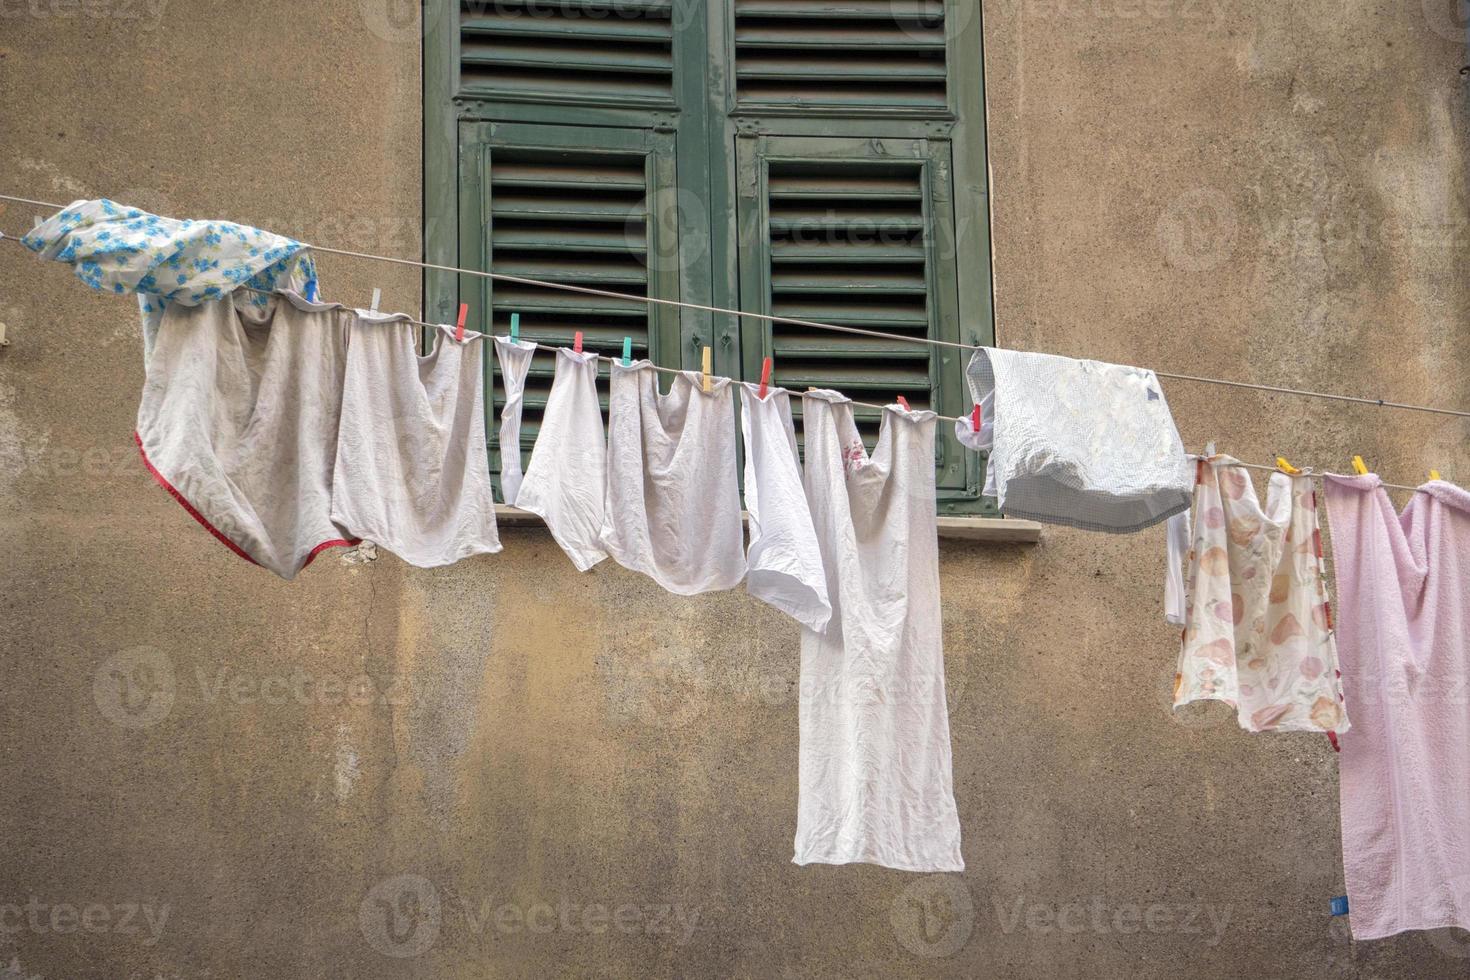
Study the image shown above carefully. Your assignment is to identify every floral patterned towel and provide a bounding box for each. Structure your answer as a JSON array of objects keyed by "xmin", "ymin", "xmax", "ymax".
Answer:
[
  {"xmin": 21, "ymin": 198, "xmax": 318, "ymax": 363},
  {"xmin": 1174, "ymin": 455, "xmax": 1349, "ymax": 734}
]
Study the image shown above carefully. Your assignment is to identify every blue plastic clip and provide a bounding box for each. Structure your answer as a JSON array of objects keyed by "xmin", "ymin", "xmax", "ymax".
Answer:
[
  {"xmin": 510, "ymin": 312, "xmax": 520, "ymax": 342},
  {"xmin": 1330, "ymin": 896, "xmax": 1349, "ymax": 917},
  {"xmin": 622, "ymin": 336, "xmax": 632, "ymax": 367}
]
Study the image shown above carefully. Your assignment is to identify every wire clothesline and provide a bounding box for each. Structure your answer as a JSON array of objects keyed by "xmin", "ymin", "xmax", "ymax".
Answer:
[
  {"xmin": 4, "ymin": 191, "xmax": 1468, "ymax": 420},
  {"xmin": 0, "ymin": 190, "xmax": 1459, "ymax": 494}
]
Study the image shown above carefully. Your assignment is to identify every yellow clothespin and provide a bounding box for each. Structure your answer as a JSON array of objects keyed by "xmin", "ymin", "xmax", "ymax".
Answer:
[
  {"xmin": 1430, "ymin": 469, "xmax": 1442, "ymax": 481},
  {"xmin": 701, "ymin": 346, "xmax": 712, "ymax": 393},
  {"xmin": 1276, "ymin": 456, "xmax": 1302, "ymax": 476},
  {"xmin": 1351, "ymin": 456, "xmax": 1369, "ymax": 476}
]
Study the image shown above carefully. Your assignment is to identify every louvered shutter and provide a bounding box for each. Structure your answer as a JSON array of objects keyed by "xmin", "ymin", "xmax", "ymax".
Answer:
[
  {"xmin": 732, "ymin": 0, "xmax": 949, "ymax": 110},
  {"xmin": 457, "ymin": 0, "xmax": 677, "ymax": 106},
  {"xmin": 735, "ymin": 133, "xmax": 975, "ymax": 499},
  {"xmin": 458, "ymin": 122, "xmax": 681, "ymax": 487}
]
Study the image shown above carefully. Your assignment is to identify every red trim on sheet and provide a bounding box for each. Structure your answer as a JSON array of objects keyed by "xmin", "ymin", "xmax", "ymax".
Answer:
[
  {"xmin": 134, "ymin": 431, "xmax": 359, "ymax": 571},
  {"xmin": 134, "ymin": 431, "xmax": 260, "ymax": 567},
  {"xmin": 303, "ymin": 538, "xmax": 358, "ymax": 568}
]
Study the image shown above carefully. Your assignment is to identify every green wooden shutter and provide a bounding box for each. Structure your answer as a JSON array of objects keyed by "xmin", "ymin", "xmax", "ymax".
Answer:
[
  {"xmin": 458, "ymin": 121, "xmax": 682, "ymax": 484},
  {"xmin": 426, "ymin": 0, "xmax": 992, "ymax": 511},
  {"xmin": 732, "ymin": 0, "xmax": 949, "ymax": 110},
  {"xmin": 457, "ymin": 0, "xmax": 677, "ymax": 107},
  {"xmin": 734, "ymin": 133, "xmax": 977, "ymax": 501}
]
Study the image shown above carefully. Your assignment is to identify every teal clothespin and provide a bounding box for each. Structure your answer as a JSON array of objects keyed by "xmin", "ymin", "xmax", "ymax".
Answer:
[
  {"xmin": 510, "ymin": 312, "xmax": 520, "ymax": 342},
  {"xmin": 622, "ymin": 336, "xmax": 632, "ymax": 366}
]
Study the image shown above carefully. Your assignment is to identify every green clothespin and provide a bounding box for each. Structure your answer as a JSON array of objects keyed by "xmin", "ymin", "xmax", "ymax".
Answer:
[
  {"xmin": 510, "ymin": 312, "xmax": 520, "ymax": 342},
  {"xmin": 622, "ymin": 336, "xmax": 632, "ymax": 366}
]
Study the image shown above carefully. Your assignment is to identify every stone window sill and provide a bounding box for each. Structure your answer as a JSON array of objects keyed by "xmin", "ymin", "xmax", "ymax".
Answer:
[{"xmin": 493, "ymin": 505, "xmax": 1042, "ymax": 544}]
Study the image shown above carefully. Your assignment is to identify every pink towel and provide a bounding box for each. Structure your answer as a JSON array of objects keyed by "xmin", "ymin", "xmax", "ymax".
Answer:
[{"xmin": 1324, "ymin": 474, "xmax": 1470, "ymax": 941}]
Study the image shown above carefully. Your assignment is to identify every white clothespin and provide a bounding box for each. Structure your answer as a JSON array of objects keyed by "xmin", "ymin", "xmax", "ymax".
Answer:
[
  {"xmin": 370, "ymin": 288, "xmax": 381, "ymax": 314},
  {"xmin": 0, "ymin": 322, "xmax": 9, "ymax": 348}
]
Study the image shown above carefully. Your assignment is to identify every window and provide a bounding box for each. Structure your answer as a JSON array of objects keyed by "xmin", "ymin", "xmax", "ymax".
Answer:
[{"xmin": 425, "ymin": 0, "xmax": 994, "ymax": 512}]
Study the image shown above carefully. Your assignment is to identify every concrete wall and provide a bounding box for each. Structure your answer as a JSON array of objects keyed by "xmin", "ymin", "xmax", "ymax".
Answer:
[{"xmin": 1, "ymin": 1, "xmax": 1467, "ymax": 977}]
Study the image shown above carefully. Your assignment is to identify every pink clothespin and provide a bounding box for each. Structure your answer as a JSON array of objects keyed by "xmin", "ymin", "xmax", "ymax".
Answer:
[
  {"xmin": 573, "ymin": 331, "xmax": 583, "ymax": 353},
  {"xmin": 971, "ymin": 403, "xmax": 982, "ymax": 432},
  {"xmin": 455, "ymin": 303, "xmax": 468, "ymax": 342},
  {"xmin": 896, "ymin": 395, "xmax": 910, "ymax": 411},
  {"xmin": 758, "ymin": 357, "xmax": 772, "ymax": 398}
]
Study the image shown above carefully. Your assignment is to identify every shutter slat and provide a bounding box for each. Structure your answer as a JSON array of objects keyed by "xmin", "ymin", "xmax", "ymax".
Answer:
[
  {"xmin": 763, "ymin": 156, "xmax": 935, "ymax": 443},
  {"xmin": 459, "ymin": 1, "xmax": 674, "ymax": 105},
  {"xmin": 735, "ymin": 2, "xmax": 947, "ymax": 107}
]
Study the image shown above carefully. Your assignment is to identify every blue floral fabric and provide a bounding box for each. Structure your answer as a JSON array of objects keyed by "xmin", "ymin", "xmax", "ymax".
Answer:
[{"xmin": 21, "ymin": 199, "xmax": 319, "ymax": 361}]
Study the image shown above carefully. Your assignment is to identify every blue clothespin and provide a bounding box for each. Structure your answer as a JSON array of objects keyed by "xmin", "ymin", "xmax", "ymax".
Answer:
[
  {"xmin": 622, "ymin": 336, "xmax": 632, "ymax": 366},
  {"xmin": 510, "ymin": 312, "xmax": 520, "ymax": 342}
]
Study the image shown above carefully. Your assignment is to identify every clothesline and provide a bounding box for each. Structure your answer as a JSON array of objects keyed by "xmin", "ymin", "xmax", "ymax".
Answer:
[
  {"xmin": 0, "ymin": 192, "xmax": 1460, "ymax": 491},
  {"xmin": 3, "ymin": 191, "xmax": 1468, "ymax": 421},
  {"xmin": 234, "ymin": 286, "xmax": 947, "ymax": 422}
]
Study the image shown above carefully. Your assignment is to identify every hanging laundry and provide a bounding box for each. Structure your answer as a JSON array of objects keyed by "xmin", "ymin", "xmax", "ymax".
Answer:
[
  {"xmin": 795, "ymin": 391, "xmax": 963, "ymax": 873},
  {"xmin": 21, "ymin": 199, "xmax": 318, "ymax": 364},
  {"xmin": 135, "ymin": 291, "xmax": 355, "ymax": 579},
  {"xmin": 1325, "ymin": 473, "xmax": 1470, "ymax": 941},
  {"xmin": 1163, "ymin": 508, "xmax": 1191, "ymax": 626},
  {"xmin": 599, "ymin": 361, "xmax": 745, "ymax": 595},
  {"xmin": 493, "ymin": 335, "xmax": 537, "ymax": 506},
  {"xmin": 515, "ymin": 347, "xmax": 609, "ymax": 572},
  {"xmin": 738, "ymin": 383, "xmax": 830, "ymax": 631},
  {"xmin": 331, "ymin": 312, "xmax": 500, "ymax": 568},
  {"xmin": 1174, "ymin": 456, "xmax": 1347, "ymax": 733},
  {"xmin": 964, "ymin": 348, "xmax": 1191, "ymax": 532}
]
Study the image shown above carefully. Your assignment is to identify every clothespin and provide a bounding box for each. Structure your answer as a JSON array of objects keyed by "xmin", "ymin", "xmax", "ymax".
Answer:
[
  {"xmin": 510, "ymin": 312, "xmax": 520, "ymax": 343},
  {"xmin": 369, "ymin": 288, "xmax": 381, "ymax": 314},
  {"xmin": 1430, "ymin": 469, "xmax": 1442, "ymax": 481},
  {"xmin": 896, "ymin": 395, "xmax": 910, "ymax": 411},
  {"xmin": 971, "ymin": 403, "xmax": 982, "ymax": 432},
  {"xmin": 0, "ymin": 322, "xmax": 9, "ymax": 348},
  {"xmin": 758, "ymin": 357, "xmax": 772, "ymax": 399},
  {"xmin": 573, "ymin": 331, "xmax": 583, "ymax": 353},
  {"xmin": 701, "ymin": 346, "xmax": 713, "ymax": 393},
  {"xmin": 1276, "ymin": 456, "xmax": 1301, "ymax": 476},
  {"xmin": 455, "ymin": 303, "xmax": 468, "ymax": 343},
  {"xmin": 1351, "ymin": 455, "xmax": 1369, "ymax": 476},
  {"xmin": 621, "ymin": 336, "xmax": 632, "ymax": 366}
]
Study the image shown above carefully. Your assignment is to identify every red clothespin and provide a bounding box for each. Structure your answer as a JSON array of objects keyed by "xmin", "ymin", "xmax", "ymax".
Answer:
[
  {"xmin": 1327, "ymin": 731, "xmax": 1341, "ymax": 753},
  {"xmin": 971, "ymin": 403, "xmax": 982, "ymax": 432},
  {"xmin": 455, "ymin": 303, "xmax": 468, "ymax": 342},
  {"xmin": 896, "ymin": 395, "xmax": 910, "ymax": 411},
  {"xmin": 758, "ymin": 357, "xmax": 772, "ymax": 398},
  {"xmin": 573, "ymin": 331, "xmax": 583, "ymax": 353}
]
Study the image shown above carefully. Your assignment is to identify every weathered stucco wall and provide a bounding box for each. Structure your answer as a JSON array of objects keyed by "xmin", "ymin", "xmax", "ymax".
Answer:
[{"xmin": 2, "ymin": 2, "xmax": 1468, "ymax": 977}]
